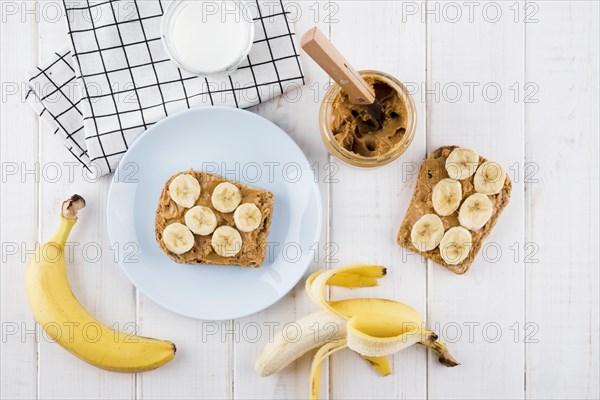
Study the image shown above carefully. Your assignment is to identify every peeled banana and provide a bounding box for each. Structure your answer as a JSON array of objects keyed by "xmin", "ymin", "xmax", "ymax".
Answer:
[
  {"xmin": 256, "ymin": 264, "xmax": 458, "ymax": 400},
  {"xmin": 255, "ymin": 310, "xmax": 347, "ymax": 377},
  {"xmin": 25, "ymin": 195, "xmax": 176, "ymax": 372}
]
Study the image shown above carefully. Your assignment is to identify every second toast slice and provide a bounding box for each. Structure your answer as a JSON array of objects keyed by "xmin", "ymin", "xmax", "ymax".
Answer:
[{"xmin": 397, "ymin": 146, "xmax": 512, "ymax": 274}]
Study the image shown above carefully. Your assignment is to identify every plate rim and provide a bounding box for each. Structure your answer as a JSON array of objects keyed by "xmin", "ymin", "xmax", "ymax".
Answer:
[{"xmin": 106, "ymin": 106, "xmax": 323, "ymax": 320}]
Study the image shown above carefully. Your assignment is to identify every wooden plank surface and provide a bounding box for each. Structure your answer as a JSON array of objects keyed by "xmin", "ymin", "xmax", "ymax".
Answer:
[
  {"xmin": 136, "ymin": 300, "xmax": 231, "ymax": 399},
  {"xmin": 0, "ymin": 5, "xmax": 39, "ymax": 400},
  {"xmin": 525, "ymin": 2, "xmax": 600, "ymax": 399},
  {"xmin": 328, "ymin": 2, "xmax": 428, "ymax": 399},
  {"xmin": 1, "ymin": 1, "xmax": 598, "ymax": 399},
  {"xmin": 426, "ymin": 1, "xmax": 526, "ymax": 398},
  {"xmin": 35, "ymin": 8, "xmax": 136, "ymax": 400}
]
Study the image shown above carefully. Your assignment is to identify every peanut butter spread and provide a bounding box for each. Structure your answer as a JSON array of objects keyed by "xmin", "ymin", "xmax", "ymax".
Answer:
[
  {"xmin": 155, "ymin": 170, "xmax": 274, "ymax": 268},
  {"xmin": 397, "ymin": 146, "xmax": 512, "ymax": 274},
  {"xmin": 330, "ymin": 76, "xmax": 408, "ymax": 157}
]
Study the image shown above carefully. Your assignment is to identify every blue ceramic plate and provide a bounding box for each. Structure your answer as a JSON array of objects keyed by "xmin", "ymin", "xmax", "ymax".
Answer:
[{"xmin": 107, "ymin": 107, "xmax": 322, "ymax": 320}]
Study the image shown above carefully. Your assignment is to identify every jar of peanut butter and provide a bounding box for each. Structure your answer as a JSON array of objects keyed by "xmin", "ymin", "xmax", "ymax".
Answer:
[{"xmin": 319, "ymin": 70, "xmax": 416, "ymax": 167}]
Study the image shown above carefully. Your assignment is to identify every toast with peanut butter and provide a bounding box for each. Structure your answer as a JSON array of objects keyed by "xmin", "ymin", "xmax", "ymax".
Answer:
[
  {"xmin": 397, "ymin": 146, "xmax": 511, "ymax": 274},
  {"xmin": 156, "ymin": 170, "xmax": 274, "ymax": 268}
]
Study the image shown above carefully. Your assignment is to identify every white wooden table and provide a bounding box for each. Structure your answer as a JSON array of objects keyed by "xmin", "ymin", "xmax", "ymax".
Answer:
[{"xmin": 2, "ymin": 1, "xmax": 599, "ymax": 399}]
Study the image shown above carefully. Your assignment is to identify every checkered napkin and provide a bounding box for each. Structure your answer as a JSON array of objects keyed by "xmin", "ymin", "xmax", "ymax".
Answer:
[{"xmin": 26, "ymin": 0, "xmax": 304, "ymax": 177}]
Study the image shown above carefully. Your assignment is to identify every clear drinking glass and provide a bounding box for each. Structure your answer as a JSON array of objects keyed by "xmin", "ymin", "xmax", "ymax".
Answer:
[{"xmin": 161, "ymin": 0, "xmax": 255, "ymax": 76}]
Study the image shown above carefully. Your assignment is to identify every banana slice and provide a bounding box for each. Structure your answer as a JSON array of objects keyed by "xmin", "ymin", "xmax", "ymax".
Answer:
[
  {"xmin": 162, "ymin": 223, "xmax": 195, "ymax": 255},
  {"xmin": 211, "ymin": 226, "xmax": 243, "ymax": 257},
  {"xmin": 439, "ymin": 226, "xmax": 472, "ymax": 265},
  {"xmin": 445, "ymin": 148, "xmax": 479, "ymax": 180},
  {"xmin": 234, "ymin": 203, "xmax": 262, "ymax": 232},
  {"xmin": 458, "ymin": 193, "xmax": 493, "ymax": 230},
  {"xmin": 410, "ymin": 214, "xmax": 445, "ymax": 252},
  {"xmin": 211, "ymin": 182, "xmax": 242, "ymax": 213},
  {"xmin": 432, "ymin": 178, "xmax": 462, "ymax": 216},
  {"xmin": 474, "ymin": 161, "xmax": 507, "ymax": 195},
  {"xmin": 185, "ymin": 206, "xmax": 217, "ymax": 236},
  {"xmin": 169, "ymin": 174, "xmax": 201, "ymax": 208}
]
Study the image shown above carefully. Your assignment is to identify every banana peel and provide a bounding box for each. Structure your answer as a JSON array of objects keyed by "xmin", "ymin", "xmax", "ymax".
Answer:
[{"xmin": 256, "ymin": 264, "xmax": 458, "ymax": 400}]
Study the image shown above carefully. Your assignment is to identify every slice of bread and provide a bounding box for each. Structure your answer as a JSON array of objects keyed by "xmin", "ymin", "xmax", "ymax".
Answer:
[
  {"xmin": 155, "ymin": 170, "xmax": 274, "ymax": 268},
  {"xmin": 397, "ymin": 146, "xmax": 512, "ymax": 274}
]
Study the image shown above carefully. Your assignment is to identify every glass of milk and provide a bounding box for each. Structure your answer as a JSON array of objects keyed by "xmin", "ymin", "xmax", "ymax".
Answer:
[{"xmin": 162, "ymin": 0, "xmax": 255, "ymax": 76}]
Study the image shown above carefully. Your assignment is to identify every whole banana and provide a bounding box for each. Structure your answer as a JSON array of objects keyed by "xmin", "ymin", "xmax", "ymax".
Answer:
[{"xmin": 25, "ymin": 195, "xmax": 176, "ymax": 372}]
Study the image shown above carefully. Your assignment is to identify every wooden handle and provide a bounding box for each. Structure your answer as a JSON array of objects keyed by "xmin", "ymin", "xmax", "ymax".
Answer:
[{"xmin": 301, "ymin": 27, "xmax": 375, "ymax": 105}]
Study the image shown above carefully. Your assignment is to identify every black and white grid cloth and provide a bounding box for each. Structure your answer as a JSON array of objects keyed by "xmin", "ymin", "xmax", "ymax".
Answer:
[{"xmin": 26, "ymin": 0, "xmax": 304, "ymax": 177}]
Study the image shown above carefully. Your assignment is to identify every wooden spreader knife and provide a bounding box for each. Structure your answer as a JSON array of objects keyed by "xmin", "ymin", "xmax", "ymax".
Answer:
[{"xmin": 301, "ymin": 27, "xmax": 384, "ymax": 126}]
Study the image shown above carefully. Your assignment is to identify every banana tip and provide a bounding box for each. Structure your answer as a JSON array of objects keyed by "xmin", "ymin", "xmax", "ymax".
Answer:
[
  {"xmin": 255, "ymin": 366, "xmax": 270, "ymax": 377},
  {"xmin": 442, "ymin": 359, "xmax": 460, "ymax": 367}
]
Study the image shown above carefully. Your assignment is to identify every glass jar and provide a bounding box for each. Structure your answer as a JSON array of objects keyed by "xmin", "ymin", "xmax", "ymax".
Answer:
[
  {"xmin": 161, "ymin": 0, "xmax": 254, "ymax": 76},
  {"xmin": 319, "ymin": 70, "xmax": 417, "ymax": 167}
]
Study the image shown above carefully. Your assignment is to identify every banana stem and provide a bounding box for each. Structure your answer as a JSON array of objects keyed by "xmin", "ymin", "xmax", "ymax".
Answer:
[
  {"xmin": 62, "ymin": 195, "xmax": 86, "ymax": 220},
  {"xmin": 50, "ymin": 195, "xmax": 86, "ymax": 246},
  {"xmin": 419, "ymin": 331, "xmax": 459, "ymax": 367}
]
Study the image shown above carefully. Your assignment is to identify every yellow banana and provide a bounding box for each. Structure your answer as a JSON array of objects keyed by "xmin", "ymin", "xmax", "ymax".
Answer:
[
  {"xmin": 304, "ymin": 264, "xmax": 396, "ymax": 374},
  {"xmin": 256, "ymin": 264, "xmax": 458, "ymax": 400},
  {"xmin": 309, "ymin": 268, "xmax": 458, "ymax": 367},
  {"xmin": 25, "ymin": 195, "xmax": 176, "ymax": 372}
]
